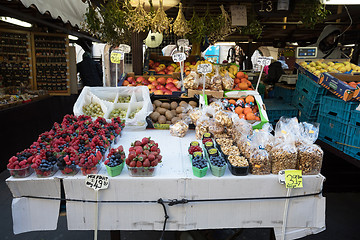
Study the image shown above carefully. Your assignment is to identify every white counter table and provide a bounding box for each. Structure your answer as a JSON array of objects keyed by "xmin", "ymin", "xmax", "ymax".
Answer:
[{"xmin": 6, "ymin": 129, "xmax": 326, "ymax": 240}]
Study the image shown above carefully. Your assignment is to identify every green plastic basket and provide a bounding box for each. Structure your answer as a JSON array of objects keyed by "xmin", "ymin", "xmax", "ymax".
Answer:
[
  {"xmin": 192, "ymin": 166, "xmax": 208, "ymax": 178},
  {"xmin": 106, "ymin": 162, "xmax": 124, "ymax": 177},
  {"xmin": 209, "ymin": 163, "xmax": 226, "ymax": 177}
]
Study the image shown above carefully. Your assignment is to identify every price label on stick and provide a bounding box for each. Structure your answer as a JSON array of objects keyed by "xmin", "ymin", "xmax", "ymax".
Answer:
[
  {"xmin": 172, "ymin": 52, "xmax": 186, "ymax": 63},
  {"xmin": 118, "ymin": 44, "xmax": 131, "ymax": 53},
  {"xmin": 177, "ymin": 39, "xmax": 189, "ymax": 47},
  {"xmin": 278, "ymin": 170, "xmax": 303, "ymax": 188},
  {"xmin": 197, "ymin": 64, "xmax": 212, "ymax": 74},
  {"xmin": 110, "ymin": 50, "xmax": 124, "ymax": 64},
  {"xmin": 85, "ymin": 174, "xmax": 109, "ymax": 191},
  {"xmin": 257, "ymin": 57, "xmax": 272, "ymax": 66}
]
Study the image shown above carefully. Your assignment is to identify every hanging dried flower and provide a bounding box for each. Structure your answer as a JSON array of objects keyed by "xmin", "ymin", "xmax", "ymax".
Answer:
[
  {"xmin": 126, "ymin": 1, "xmax": 151, "ymax": 33},
  {"xmin": 172, "ymin": 3, "xmax": 191, "ymax": 37},
  {"xmin": 151, "ymin": 0, "xmax": 173, "ymax": 34},
  {"xmin": 208, "ymin": 5, "xmax": 236, "ymax": 43}
]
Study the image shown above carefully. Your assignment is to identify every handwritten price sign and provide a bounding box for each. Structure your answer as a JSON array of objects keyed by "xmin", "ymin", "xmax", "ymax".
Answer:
[
  {"xmin": 284, "ymin": 170, "xmax": 303, "ymax": 188},
  {"xmin": 85, "ymin": 174, "xmax": 109, "ymax": 191},
  {"xmin": 118, "ymin": 44, "xmax": 131, "ymax": 53},
  {"xmin": 110, "ymin": 50, "xmax": 124, "ymax": 64},
  {"xmin": 172, "ymin": 52, "xmax": 186, "ymax": 62},
  {"xmin": 197, "ymin": 64, "xmax": 212, "ymax": 74},
  {"xmin": 256, "ymin": 57, "xmax": 272, "ymax": 66}
]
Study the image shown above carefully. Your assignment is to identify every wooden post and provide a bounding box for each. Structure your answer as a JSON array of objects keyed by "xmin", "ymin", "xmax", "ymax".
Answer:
[{"xmin": 132, "ymin": 32, "xmax": 147, "ymax": 75}]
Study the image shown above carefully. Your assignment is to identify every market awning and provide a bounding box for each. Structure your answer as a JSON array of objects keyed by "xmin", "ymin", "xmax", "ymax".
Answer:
[{"xmin": 19, "ymin": 0, "xmax": 88, "ymax": 27}]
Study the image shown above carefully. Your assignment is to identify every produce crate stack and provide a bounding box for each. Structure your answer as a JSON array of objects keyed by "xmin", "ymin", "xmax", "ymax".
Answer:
[
  {"xmin": 263, "ymin": 98, "xmax": 298, "ymax": 125},
  {"xmin": 273, "ymin": 83, "xmax": 295, "ymax": 103},
  {"xmin": 344, "ymin": 110, "xmax": 360, "ymax": 160},
  {"xmin": 317, "ymin": 95, "xmax": 359, "ymax": 151},
  {"xmin": 292, "ymin": 73, "xmax": 327, "ymax": 122}
]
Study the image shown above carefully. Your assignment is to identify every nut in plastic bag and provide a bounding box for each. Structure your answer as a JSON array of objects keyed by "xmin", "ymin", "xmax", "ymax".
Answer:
[
  {"xmin": 297, "ymin": 144, "xmax": 323, "ymax": 175},
  {"xmin": 170, "ymin": 120, "xmax": 189, "ymax": 138},
  {"xmin": 183, "ymin": 69, "xmax": 199, "ymax": 90}
]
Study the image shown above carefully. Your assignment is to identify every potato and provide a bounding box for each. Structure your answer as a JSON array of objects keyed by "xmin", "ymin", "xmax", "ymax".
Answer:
[
  {"xmin": 179, "ymin": 101, "xmax": 188, "ymax": 107},
  {"xmin": 166, "ymin": 120, "xmax": 171, "ymax": 124},
  {"xmin": 158, "ymin": 115, "xmax": 166, "ymax": 124},
  {"xmin": 189, "ymin": 101, "xmax": 198, "ymax": 108},
  {"xmin": 171, "ymin": 110, "xmax": 177, "ymax": 116},
  {"xmin": 152, "ymin": 103, "xmax": 156, "ymax": 109},
  {"xmin": 178, "ymin": 113, "xmax": 187, "ymax": 120},
  {"xmin": 154, "ymin": 100, "xmax": 162, "ymax": 107},
  {"xmin": 165, "ymin": 110, "xmax": 174, "ymax": 120},
  {"xmin": 156, "ymin": 107, "xmax": 167, "ymax": 115},
  {"xmin": 170, "ymin": 101, "xmax": 178, "ymax": 110},
  {"xmin": 176, "ymin": 106, "xmax": 184, "ymax": 114},
  {"xmin": 150, "ymin": 112, "xmax": 160, "ymax": 122},
  {"xmin": 171, "ymin": 117, "xmax": 180, "ymax": 124},
  {"xmin": 161, "ymin": 102, "xmax": 171, "ymax": 109}
]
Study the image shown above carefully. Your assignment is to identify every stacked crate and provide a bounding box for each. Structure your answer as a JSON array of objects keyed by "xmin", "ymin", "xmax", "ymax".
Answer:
[
  {"xmin": 317, "ymin": 95, "xmax": 359, "ymax": 151},
  {"xmin": 344, "ymin": 110, "xmax": 360, "ymax": 160},
  {"xmin": 273, "ymin": 83, "xmax": 295, "ymax": 103},
  {"xmin": 263, "ymin": 98, "xmax": 298, "ymax": 125},
  {"xmin": 292, "ymin": 73, "xmax": 327, "ymax": 122}
]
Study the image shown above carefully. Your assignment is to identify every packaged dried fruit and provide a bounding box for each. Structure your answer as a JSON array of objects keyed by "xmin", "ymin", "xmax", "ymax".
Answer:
[{"xmin": 249, "ymin": 149, "xmax": 271, "ymax": 175}]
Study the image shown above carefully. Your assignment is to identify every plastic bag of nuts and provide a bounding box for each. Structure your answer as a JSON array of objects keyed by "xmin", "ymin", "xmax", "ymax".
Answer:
[
  {"xmin": 170, "ymin": 120, "xmax": 189, "ymax": 138},
  {"xmin": 249, "ymin": 149, "xmax": 271, "ymax": 175},
  {"xmin": 297, "ymin": 144, "xmax": 323, "ymax": 175},
  {"xmin": 183, "ymin": 69, "xmax": 199, "ymax": 90},
  {"xmin": 189, "ymin": 108, "xmax": 202, "ymax": 125},
  {"xmin": 221, "ymin": 145, "xmax": 240, "ymax": 156},
  {"xmin": 222, "ymin": 72, "xmax": 234, "ymax": 91},
  {"xmin": 195, "ymin": 116, "xmax": 210, "ymax": 140},
  {"xmin": 270, "ymin": 142, "xmax": 298, "ymax": 174},
  {"xmin": 208, "ymin": 119, "xmax": 225, "ymax": 135},
  {"xmin": 214, "ymin": 110, "xmax": 233, "ymax": 127},
  {"xmin": 236, "ymin": 137, "xmax": 252, "ymax": 160}
]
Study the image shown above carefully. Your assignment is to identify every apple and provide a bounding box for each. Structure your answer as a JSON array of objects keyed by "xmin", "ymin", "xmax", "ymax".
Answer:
[
  {"xmin": 155, "ymin": 67, "xmax": 162, "ymax": 73},
  {"xmin": 154, "ymin": 62, "xmax": 160, "ymax": 67},
  {"xmin": 170, "ymin": 87, "xmax": 179, "ymax": 92},
  {"xmin": 157, "ymin": 71, "xmax": 166, "ymax": 74},
  {"xmin": 123, "ymin": 80, "xmax": 130, "ymax": 86},
  {"xmin": 127, "ymin": 76, "xmax": 135, "ymax": 83},
  {"xmin": 142, "ymin": 79, "xmax": 150, "ymax": 85},
  {"xmin": 166, "ymin": 78, "xmax": 174, "ymax": 84},
  {"xmin": 165, "ymin": 82, "xmax": 175, "ymax": 90},
  {"xmin": 172, "ymin": 79, "xmax": 181, "ymax": 89},
  {"xmin": 151, "ymin": 81, "xmax": 159, "ymax": 87},
  {"xmin": 159, "ymin": 64, "xmax": 166, "ymax": 70},
  {"xmin": 149, "ymin": 68, "xmax": 156, "ymax": 72},
  {"xmin": 164, "ymin": 69, "xmax": 169, "ymax": 74},
  {"xmin": 166, "ymin": 65, "xmax": 175, "ymax": 71},
  {"xmin": 148, "ymin": 85, "xmax": 155, "ymax": 90},
  {"xmin": 149, "ymin": 60, "xmax": 154, "ymax": 68},
  {"xmin": 163, "ymin": 90, "xmax": 172, "ymax": 95},
  {"xmin": 148, "ymin": 76, "xmax": 156, "ymax": 83},
  {"xmin": 136, "ymin": 76, "xmax": 145, "ymax": 83},
  {"xmin": 154, "ymin": 90, "xmax": 163, "ymax": 95},
  {"xmin": 167, "ymin": 71, "xmax": 173, "ymax": 75},
  {"xmin": 157, "ymin": 77, "xmax": 166, "ymax": 85}
]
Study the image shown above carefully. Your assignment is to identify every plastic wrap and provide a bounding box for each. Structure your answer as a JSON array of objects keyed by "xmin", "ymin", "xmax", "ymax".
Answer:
[
  {"xmin": 222, "ymin": 72, "xmax": 234, "ymax": 91},
  {"xmin": 210, "ymin": 66, "xmax": 223, "ymax": 91},
  {"xmin": 249, "ymin": 149, "xmax": 271, "ymax": 175},
  {"xmin": 170, "ymin": 120, "xmax": 189, "ymax": 138},
  {"xmin": 195, "ymin": 115, "xmax": 211, "ymax": 140},
  {"xmin": 270, "ymin": 139, "xmax": 298, "ymax": 174},
  {"xmin": 208, "ymin": 118, "xmax": 225, "ymax": 135},
  {"xmin": 214, "ymin": 110, "xmax": 233, "ymax": 127},
  {"xmin": 183, "ymin": 69, "xmax": 199, "ymax": 90}
]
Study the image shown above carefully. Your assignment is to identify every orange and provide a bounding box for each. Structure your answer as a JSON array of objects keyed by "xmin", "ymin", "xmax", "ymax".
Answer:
[
  {"xmin": 234, "ymin": 78, "xmax": 241, "ymax": 84},
  {"xmin": 240, "ymin": 78, "xmax": 247, "ymax": 83},
  {"xmin": 229, "ymin": 99, "xmax": 236, "ymax": 105},
  {"xmin": 236, "ymin": 71, "xmax": 245, "ymax": 79},
  {"xmin": 233, "ymin": 87, "xmax": 240, "ymax": 90},
  {"xmin": 244, "ymin": 74, "xmax": 248, "ymax": 79},
  {"xmin": 245, "ymin": 95, "xmax": 255, "ymax": 103},
  {"xmin": 255, "ymin": 116, "xmax": 261, "ymax": 121},
  {"xmin": 246, "ymin": 113, "xmax": 256, "ymax": 120},
  {"xmin": 247, "ymin": 80, "xmax": 252, "ymax": 87},
  {"xmin": 243, "ymin": 107, "xmax": 252, "ymax": 115},
  {"xmin": 238, "ymin": 113, "xmax": 246, "ymax": 119},
  {"xmin": 238, "ymin": 82, "xmax": 248, "ymax": 90},
  {"xmin": 235, "ymin": 106, "xmax": 243, "ymax": 115}
]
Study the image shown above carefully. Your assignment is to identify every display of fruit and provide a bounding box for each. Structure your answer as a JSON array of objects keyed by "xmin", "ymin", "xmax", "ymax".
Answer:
[
  {"xmin": 7, "ymin": 114, "xmax": 124, "ymax": 177},
  {"xmin": 125, "ymin": 137, "xmax": 162, "ymax": 170},
  {"xmin": 124, "ymin": 75, "xmax": 182, "ymax": 95},
  {"xmin": 82, "ymin": 102, "xmax": 104, "ymax": 118},
  {"xmin": 221, "ymin": 96, "xmax": 261, "ymax": 121},
  {"xmin": 105, "ymin": 145, "xmax": 125, "ymax": 167},
  {"xmin": 209, "ymin": 155, "xmax": 226, "ymax": 168},
  {"xmin": 192, "ymin": 155, "xmax": 207, "ymax": 169},
  {"xmin": 128, "ymin": 107, "xmax": 142, "ymax": 119},
  {"xmin": 148, "ymin": 60, "xmax": 197, "ymax": 75},
  {"xmin": 150, "ymin": 99, "xmax": 198, "ymax": 125},
  {"xmin": 299, "ymin": 60, "xmax": 360, "ymax": 77},
  {"xmin": 188, "ymin": 145, "xmax": 203, "ymax": 155},
  {"xmin": 232, "ymin": 71, "xmax": 254, "ymax": 90}
]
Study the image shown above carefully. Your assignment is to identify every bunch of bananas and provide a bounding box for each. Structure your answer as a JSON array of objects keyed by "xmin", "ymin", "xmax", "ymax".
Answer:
[
  {"xmin": 195, "ymin": 60, "xmax": 215, "ymax": 78},
  {"xmin": 227, "ymin": 65, "xmax": 238, "ymax": 79}
]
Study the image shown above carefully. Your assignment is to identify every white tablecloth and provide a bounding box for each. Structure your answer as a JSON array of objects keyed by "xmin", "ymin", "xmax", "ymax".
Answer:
[{"xmin": 6, "ymin": 129, "xmax": 326, "ymax": 239}]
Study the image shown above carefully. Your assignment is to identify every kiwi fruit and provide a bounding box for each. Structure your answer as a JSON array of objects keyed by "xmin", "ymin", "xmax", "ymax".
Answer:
[
  {"xmin": 158, "ymin": 115, "xmax": 166, "ymax": 124},
  {"xmin": 171, "ymin": 117, "xmax": 180, "ymax": 124},
  {"xmin": 161, "ymin": 102, "xmax": 171, "ymax": 109},
  {"xmin": 154, "ymin": 100, "xmax": 162, "ymax": 107},
  {"xmin": 171, "ymin": 109, "xmax": 177, "ymax": 116},
  {"xmin": 179, "ymin": 101, "xmax": 188, "ymax": 107},
  {"xmin": 156, "ymin": 107, "xmax": 167, "ymax": 115},
  {"xmin": 189, "ymin": 101, "xmax": 198, "ymax": 108},
  {"xmin": 176, "ymin": 106, "xmax": 184, "ymax": 114},
  {"xmin": 150, "ymin": 112, "xmax": 160, "ymax": 122},
  {"xmin": 165, "ymin": 110, "xmax": 174, "ymax": 120},
  {"xmin": 170, "ymin": 101, "xmax": 178, "ymax": 110}
]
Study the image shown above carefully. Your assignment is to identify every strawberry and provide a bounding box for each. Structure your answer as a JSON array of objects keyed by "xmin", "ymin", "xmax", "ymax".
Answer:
[
  {"xmin": 125, "ymin": 158, "xmax": 131, "ymax": 165},
  {"xmin": 129, "ymin": 161, "xmax": 136, "ymax": 167},
  {"xmin": 104, "ymin": 160, "xmax": 110, "ymax": 165},
  {"xmin": 151, "ymin": 159, "xmax": 158, "ymax": 166},
  {"xmin": 138, "ymin": 154, "xmax": 147, "ymax": 161},
  {"xmin": 141, "ymin": 137, "xmax": 150, "ymax": 146},
  {"xmin": 135, "ymin": 148, "xmax": 142, "ymax": 156},
  {"xmin": 148, "ymin": 154, "xmax": 155, "ymax": 161},
  {"xmin": 143, "ymin": 159, "xmax": 150, "ymax": 167},
  {"xmin": 136, "ymin": 161, "xmax": 143, "ymax": 167},
  {"xmin": 143, "ymin": 144, "xmax": 150, "ymax": 150},
  {"xmin": 156, "ymin": 154, "xmax": 162, "ymax": 161},
  {"xmin": 117, "ymin": 145, "xmax": 124, "ymax": 152},
  {"xmin": 143, "ymin": 150, "xmax": 150, "ymax": 156},
  {"xmin": 134, "ymin": 140, "xmax": 142, "ymax": 146},
  {"xmin": 150, "ymin": 145, "xmax": 158, "ymax": 152}
]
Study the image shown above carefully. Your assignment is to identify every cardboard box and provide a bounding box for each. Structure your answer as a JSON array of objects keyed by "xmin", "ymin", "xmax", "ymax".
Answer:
[
  {"xmin": 187, "ymin": 89, "xmax": 224, "ymax": 98},
  {"xmin": 224, "ymin": 90, "xmax": 269, "ymax": 129},
  {"xmin": 319, "ymin": 73, "xmax": 360, "ymax": 102}
]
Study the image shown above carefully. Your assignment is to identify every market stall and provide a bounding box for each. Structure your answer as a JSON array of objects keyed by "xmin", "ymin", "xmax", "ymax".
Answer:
[{"xmin": 6, "ymin": 130, "xmax": 325, "ymax": 240}]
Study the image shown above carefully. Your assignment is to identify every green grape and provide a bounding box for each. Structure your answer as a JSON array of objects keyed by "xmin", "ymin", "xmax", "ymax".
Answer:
[
  {"xmin": 128, "ymin": 107, "xmax": 141, "ymax": 119},
  {"xmin": 82, "ymin": 103, "xmax": 104, "ymax": 118},
  {"xmin": 109, "ymin": 108, "xmax": 127, "ymax": 119},
  {"xmin": 117, "ymin": 96, "xmax": 131, "ymax": 103}
]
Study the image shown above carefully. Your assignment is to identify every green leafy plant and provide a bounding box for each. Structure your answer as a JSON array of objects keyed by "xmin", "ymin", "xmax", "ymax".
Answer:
[
  {"xmin": 239, "ymin": 19, "xmax": 263, "ymax": 39},
  {"xmin": 300, "ymin": 0, "xmax": 331, "ymax": 29}
]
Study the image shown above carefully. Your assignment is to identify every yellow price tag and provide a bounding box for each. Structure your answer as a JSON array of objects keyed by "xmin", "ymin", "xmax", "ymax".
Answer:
[
  {"xmin": 309, "ymin": 130, "xmax": 314, "ymax": 134},
  {"xmin": 285, "ymin": 170, "xmax": 303, "ymax": 188},
  {"xmin": 110, "ymin": 51, "xmax": 123, "ymax": 64},
  {"xmin": 281, "ymin": 130, "xmax": 287, "ymax": 134}
]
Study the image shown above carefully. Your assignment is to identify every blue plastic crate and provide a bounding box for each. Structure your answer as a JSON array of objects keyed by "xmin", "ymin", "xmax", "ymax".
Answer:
[
  {"xmin": 317, "ymin": 114, "xmax": 347, "ymax": 151},
  {"xmin": 273, "ymin": 85, "xmax": 295, "ymax": 103},
  {"xmin": 344, "ymin": 124, "xmax": 360, "ymax": 160},
  {"xmin": 350, "ymin": 110, "xmax": 360, "ymax": 127},
  {"xmin": 298, "ymin": 110, "xmax": 318, "ymax": 123},
  {"xmin": 264, "ymin": 99, "xmax": 298, "ymax": 124},
  {"xmin": 296, "ymin": 73, "xmax": 327, "ymax": 103},
  {"xmin": 292, "ymin": 90, "xmax": 320, "ymax": 118},
  {"xmin": 319, "ymin": 95, "xmax": 358, "ymax": 122}
]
